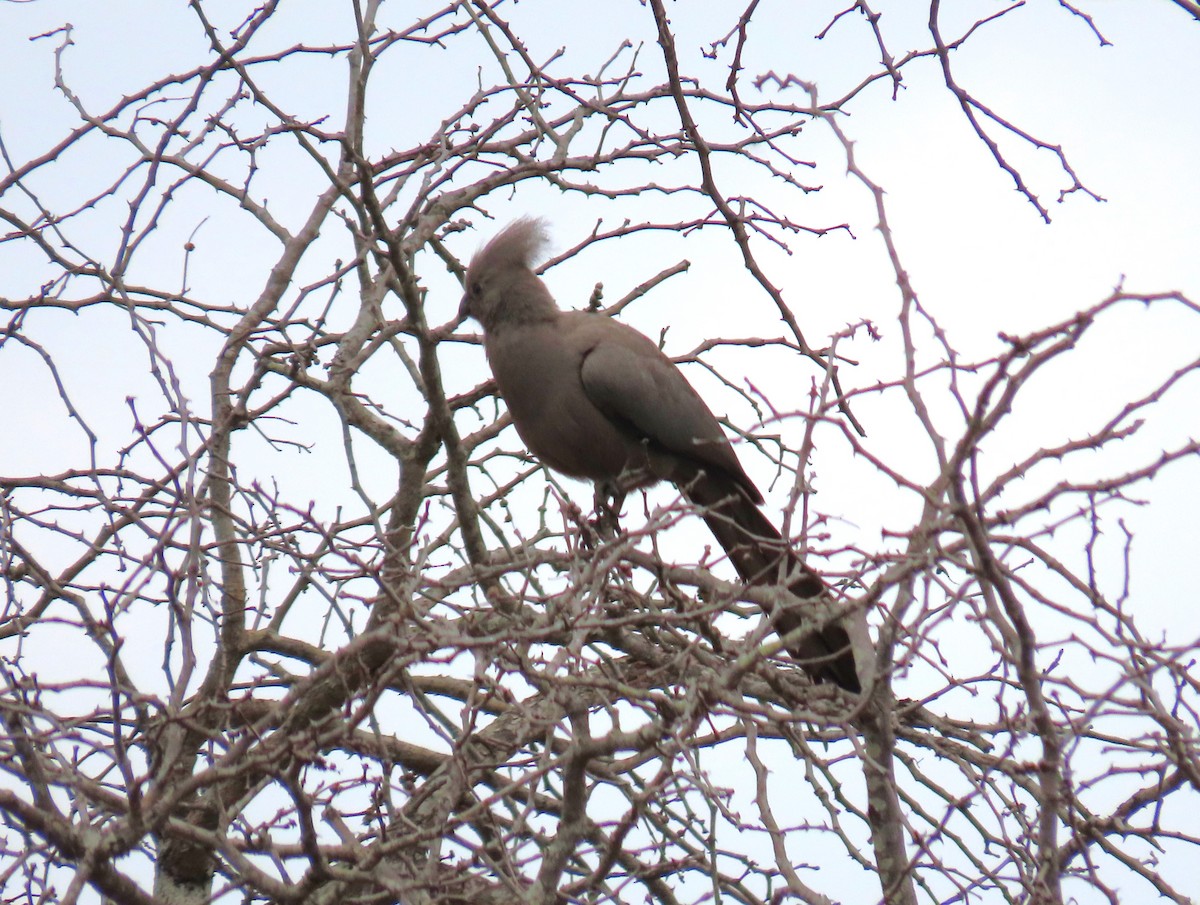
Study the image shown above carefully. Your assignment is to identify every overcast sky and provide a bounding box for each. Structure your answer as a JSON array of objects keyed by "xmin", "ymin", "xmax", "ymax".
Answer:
[
  {"xmin": 2, "ymin": 0, "xmax": 1198, "ymax": 659},
  {"xmin": 1, "ymin": 3, "xmax": 1198, "ymax": 899}
]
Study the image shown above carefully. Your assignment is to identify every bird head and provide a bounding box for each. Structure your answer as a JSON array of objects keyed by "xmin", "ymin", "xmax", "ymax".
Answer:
[{"xmin": 459, "ymin": 217, "xmax": 556, "ymax": 330}]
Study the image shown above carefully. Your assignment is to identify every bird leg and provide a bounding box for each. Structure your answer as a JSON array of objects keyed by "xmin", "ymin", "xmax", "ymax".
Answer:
[{"xmin": 591, "ymin": 480, "xmax": 626, "ymax": 541}]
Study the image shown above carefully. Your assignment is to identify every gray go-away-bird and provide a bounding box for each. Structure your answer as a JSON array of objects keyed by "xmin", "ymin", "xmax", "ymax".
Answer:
[{"xmin": 459, "ymin": 218, "xmax": 862, "ymax": 692}]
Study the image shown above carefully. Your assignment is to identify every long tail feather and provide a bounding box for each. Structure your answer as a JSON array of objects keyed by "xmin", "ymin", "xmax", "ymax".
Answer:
[{"xmin": 682, "ymin": 473, "xmax": 861, "ymax": 692}]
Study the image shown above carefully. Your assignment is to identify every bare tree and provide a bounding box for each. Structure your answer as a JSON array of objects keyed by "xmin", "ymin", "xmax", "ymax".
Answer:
[{"xmin": 1, "ymin": 2, "xmax": 1198, "ymax": 904}]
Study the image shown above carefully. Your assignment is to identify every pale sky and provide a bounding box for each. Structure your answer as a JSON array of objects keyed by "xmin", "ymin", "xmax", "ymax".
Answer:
[{"xmin": 1, "ymin": 1, "xmax": 1198, "ymax": 901}]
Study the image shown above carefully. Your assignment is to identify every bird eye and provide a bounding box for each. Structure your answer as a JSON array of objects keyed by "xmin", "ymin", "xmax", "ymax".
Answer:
[{"xmin": 470, "ymin": 281, "xmax": 482, "ymax": 296}]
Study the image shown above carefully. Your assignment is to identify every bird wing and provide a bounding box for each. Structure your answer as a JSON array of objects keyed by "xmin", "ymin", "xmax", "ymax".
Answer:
[{"xmin": 574, "ymin": 316, "xmax": 762, "ymax": 502}]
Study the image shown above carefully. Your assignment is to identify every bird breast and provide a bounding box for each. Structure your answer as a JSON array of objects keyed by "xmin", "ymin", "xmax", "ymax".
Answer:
[{"xmin": 484, "ymin": 323, "xmax": 652, "ymax": 485}]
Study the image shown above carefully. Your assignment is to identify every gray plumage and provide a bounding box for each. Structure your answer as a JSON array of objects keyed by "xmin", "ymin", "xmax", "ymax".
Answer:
[{"xmin": 460, "ymin": 218, "xmax": 861, "ymax": 692}]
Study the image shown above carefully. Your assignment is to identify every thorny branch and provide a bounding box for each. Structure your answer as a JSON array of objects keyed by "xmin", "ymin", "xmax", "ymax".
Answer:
[{"xmin": 0, "ymin": 2, "xmax": 1196, "ymax": 904}]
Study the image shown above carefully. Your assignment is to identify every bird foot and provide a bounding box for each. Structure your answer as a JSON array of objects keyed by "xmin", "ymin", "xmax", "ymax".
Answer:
[{"xmin": 591, "ymin": 483, "xmax": 626, "ymax": 541}]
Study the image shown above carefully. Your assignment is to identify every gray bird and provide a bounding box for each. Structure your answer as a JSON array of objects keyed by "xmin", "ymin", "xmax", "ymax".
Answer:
[{"xmin": 459, "ymin": 218, "xmax": 862, "ymax": 692}]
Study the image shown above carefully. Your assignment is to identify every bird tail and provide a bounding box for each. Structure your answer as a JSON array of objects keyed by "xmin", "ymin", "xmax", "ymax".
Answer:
[{"xmin": 681, "ymin": 473, "xmax": 862, "ymax": 693}]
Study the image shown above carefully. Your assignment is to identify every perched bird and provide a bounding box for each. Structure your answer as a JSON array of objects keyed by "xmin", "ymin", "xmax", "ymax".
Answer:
[{"xmin": 459, "ymin": 218, "xmax": 862, "ymax": 692}]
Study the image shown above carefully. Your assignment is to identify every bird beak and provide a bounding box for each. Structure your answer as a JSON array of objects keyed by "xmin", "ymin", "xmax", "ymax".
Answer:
[{"xmin": 458, "ymin": 292, "xmax": 471, "ymax": 322}]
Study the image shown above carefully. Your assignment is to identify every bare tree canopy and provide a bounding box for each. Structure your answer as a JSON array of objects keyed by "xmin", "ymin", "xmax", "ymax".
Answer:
[{"xmin": 1, "ymin": 2, "xmax": 1198, "ymax": 904}]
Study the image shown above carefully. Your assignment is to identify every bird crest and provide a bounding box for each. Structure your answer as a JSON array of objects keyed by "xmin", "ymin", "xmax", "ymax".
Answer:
[{"xmin": 469, "ymin": 216, "xmax": 550, "ymax": 277}]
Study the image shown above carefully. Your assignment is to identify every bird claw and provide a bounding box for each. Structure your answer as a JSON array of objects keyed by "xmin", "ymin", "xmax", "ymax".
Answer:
[{"xmin": 591, "ymin": 482, "xmax": 626, "ymax": 541}]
